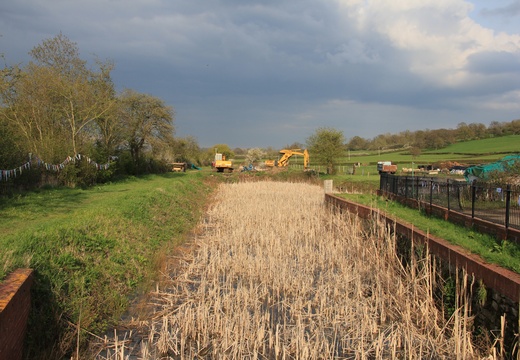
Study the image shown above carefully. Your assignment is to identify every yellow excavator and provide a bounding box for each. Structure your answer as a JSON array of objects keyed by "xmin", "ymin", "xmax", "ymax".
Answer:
[
  {"xmin": 266, "ymin": 149, "xmax": 309, "ymax": 169},
  {"xmin": 213, "ymin": 153, "xmax": 234, "ymax": 172}
]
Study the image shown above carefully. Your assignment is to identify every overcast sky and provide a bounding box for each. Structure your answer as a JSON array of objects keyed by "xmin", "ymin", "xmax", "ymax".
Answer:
[{"xmin": 1, "ymin": 0, "xmax": 520, "ymax": 149}]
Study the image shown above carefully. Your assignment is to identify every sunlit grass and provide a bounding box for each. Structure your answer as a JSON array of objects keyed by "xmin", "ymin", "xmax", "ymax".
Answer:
[
  {"xmin": 340, "ymin": 193, "xmax": 520, "ymax": 273},
  {"xmin": 0, "ymin": 172, "xmax": 213, "ymax": 358}
]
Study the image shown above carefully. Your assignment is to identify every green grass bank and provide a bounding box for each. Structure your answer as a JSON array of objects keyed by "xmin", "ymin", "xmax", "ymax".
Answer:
[
  {"xmin": 340, "ymin": 193, "xmax": 520, "ymax": 274},
  {"xmin": 0, "ymin": 172, "xmax": 213, "ymax": 359}
]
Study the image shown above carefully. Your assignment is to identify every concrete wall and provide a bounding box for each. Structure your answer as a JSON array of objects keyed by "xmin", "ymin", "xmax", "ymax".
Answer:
[{"xmin": 0, "ymin": 269, "xmax": 33, "ymax": 360}]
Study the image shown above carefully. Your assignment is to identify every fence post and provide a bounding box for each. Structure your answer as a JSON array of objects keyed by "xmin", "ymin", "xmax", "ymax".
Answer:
[
  {"xmin": 414, "ymin": 176, "xmax": 417, "ymax": 199},
  {"xmin": 505, "ymin": 184, "xmax": 511, "ymax": 231},
  {"xmin": 430, "ymin": 178, "xmax": 433, "ymax": 212},
  {"xmin": 471, "ymin": 181, "xmax": 476, "ymax": 219},
  {"xmin": 415, "ymin": 176, "xmax": 419, "ymax": 200},
  {"xmin": 457, "ymin": 183, "xmax": 462, "ymax": 211},
  {"xmin": 447, "ymin": 178, "xmax": 450, "ymax": 211},
  {"xmin": 324, "ymin": 180, "xmax": 333, "ymax": 194}
]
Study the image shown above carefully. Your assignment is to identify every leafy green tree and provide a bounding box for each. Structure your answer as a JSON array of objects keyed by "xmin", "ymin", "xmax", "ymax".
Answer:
[
  {"xmin": 410, "ymin": 146, "xmax": 421, "ymax": 159},
  {"xmin": 0, "ymin": 33, "xmax": 115, "ymax": 161},
  {"xmin": 0, "ymin": 108, "xmax": 25, "ymax": 167},
  {"xmin": 505, "ymin": 119, "xmax": 520, "ymax": 135},
  {"xmin": 347, "ymin": 136, "xmax": 368, "ymax": 151},
  {"xmin": 306, "ymin": 127, "xmax": 346, "ymax": 174},
  {"xmin": 468, "ymin": 122, "xmax": 487, "ymax": 139},
  {"xmin": 233, "ymin": 147, "xmax": 246, "ymax": 156},
  {"xmin": 369, "ymin": 134, "xmax": 388, "ymax": 153},
  {"xmin": 284, "ymin": 142, "xmax": 305, "ymax": 150},
  {"xmin": 488, "ymin": 121, "xmax": 505, "ymax": 137},
  {"xmin": 210, "ymin": 144, "xmax": 234, "ymax": 160},
  {"xmin": 398, "ymin": 130, "xmax": 415, "ymax": 148},
  {"xmin": 412, "ymin": 130, "xmax": 427, "ymax": 149},
  {"xmin": 424, "ymin": 129, "xmax": 454, "ymax": 149},
  {"xmin": 1, "ymin": 62, "xmax": 66, "ymax": 161},
  {"xmin": 95, "ymin": 107, "xmax": 124, "ymax": 161},
  {"xmin": 118, "ymin": 89, "xmax": 175, "ymax": 173},
  {"xmin": 171, "ymin": 136, "xmax": 202, "ymax": 164},
  {"xmin": 456, "ymin": 122, "xmax": 472, "ymax": 141},
  {"xmin": 32, "ymin": 34, "xmax": 114, "ymax": 156},
  {"xmin": 0, "ymin": 65, "xmax": 26, "ymax": 167},
  {"xmin": 263, "ymin": 146, "xmax": 279, "ymax": 160},
  {"xmin": 91, "ymin": 61, "xmax": 119, "ymax": 160}
]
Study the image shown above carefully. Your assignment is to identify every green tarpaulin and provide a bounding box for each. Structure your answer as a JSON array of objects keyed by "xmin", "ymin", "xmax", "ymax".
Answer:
[{"xmin": 464, "ymin": 154, "xmax": 520, "ymax": 182}]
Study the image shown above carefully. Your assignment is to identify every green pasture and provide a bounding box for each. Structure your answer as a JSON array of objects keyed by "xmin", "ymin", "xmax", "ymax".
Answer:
[
  {"xmin": 240, "ymin": 136, "xmax": 520, "ymax": 181},
  {"xmin": 341, "ymin": 135, "xmax": 520, "ymax": 166},
  {"xmin": 427, "ymin": 135, "xmax": 520, "ymax": 155}
]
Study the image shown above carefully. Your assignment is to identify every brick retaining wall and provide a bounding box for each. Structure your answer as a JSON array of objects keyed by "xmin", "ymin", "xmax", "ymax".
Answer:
[
  {"xmin": 0, "ymin": 269, "xmax": 33, "ymax": 360},
  {"xmin": 325, "ymin": 193, "xmax": 520, "ymax": 353},
  {"xmin": 325, "ymin": 193, "xmax": 520, "ymax": 302}
]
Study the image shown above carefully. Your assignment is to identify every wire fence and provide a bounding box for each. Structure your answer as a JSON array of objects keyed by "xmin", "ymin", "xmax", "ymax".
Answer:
[{"xmin": 379, "ymin": 173, "xmax": 520, "ymax": 230}]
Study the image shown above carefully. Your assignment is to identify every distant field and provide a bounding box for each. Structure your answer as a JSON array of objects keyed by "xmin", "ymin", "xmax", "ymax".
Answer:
[
  {"xmin": 427, "ymin": 135, "xmax": 520, "ymax": 155},
  {"xmin": 286, "ymin": 136, "xmax": 520, "ymax": 190},
  {"xmin": 340, "ymin": 135, "xmax": 520, "ymax": 167}
]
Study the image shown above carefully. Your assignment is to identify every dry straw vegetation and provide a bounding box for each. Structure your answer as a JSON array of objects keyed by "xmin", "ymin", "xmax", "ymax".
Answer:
[{"xmin": 94, "ymin": 181, "xmax": 489, "ymax": 359}]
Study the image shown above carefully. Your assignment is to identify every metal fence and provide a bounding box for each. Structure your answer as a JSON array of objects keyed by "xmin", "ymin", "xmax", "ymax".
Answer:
[{"xmin": 379, "ymin": 173, "xmax": 520, "ymax": 230}]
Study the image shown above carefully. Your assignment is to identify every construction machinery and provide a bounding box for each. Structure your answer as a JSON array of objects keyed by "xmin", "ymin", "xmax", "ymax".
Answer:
[
  {"xmin": 264, "ymin": 159, "xmax": 276, "ymax": 167},
  {"xmin": 266, "ymin": 149, "xmax": 309, "ymax": 169},
  {"xmin": 213, "ymin": 153, "xmax": 234, "ymax": 172}
]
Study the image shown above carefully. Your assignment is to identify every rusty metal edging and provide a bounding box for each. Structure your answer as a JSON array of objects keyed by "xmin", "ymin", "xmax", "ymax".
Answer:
[{"xmin": 325, "ymin": 193, "xmax": 520, "ymax": 302}]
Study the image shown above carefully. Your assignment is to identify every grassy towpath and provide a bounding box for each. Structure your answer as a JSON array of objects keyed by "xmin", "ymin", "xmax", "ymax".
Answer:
[{"xmin": 0, "ymin": 172, "xmax": 213, "ymax": 359}]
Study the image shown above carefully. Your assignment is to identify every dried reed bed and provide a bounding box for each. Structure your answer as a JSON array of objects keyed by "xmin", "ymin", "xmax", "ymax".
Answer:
[{"xmin": 96, "ymin": 181, "xmax": 483, "ymax": 359}]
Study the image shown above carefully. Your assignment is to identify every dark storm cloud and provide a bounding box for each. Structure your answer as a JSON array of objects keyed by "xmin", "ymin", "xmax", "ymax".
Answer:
[{"xmin": 1, "ymin": 0, "xmax": 520, "ymax": 147}]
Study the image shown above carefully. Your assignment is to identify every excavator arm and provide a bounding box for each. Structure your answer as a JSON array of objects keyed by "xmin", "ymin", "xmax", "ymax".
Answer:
[
  {"xmin": 277, "ymin": 149, "xmax": 309, "ymax": 169},
  {"xmin": 303, "ymin": 149, "xmax": 309, "ymax": 169}
]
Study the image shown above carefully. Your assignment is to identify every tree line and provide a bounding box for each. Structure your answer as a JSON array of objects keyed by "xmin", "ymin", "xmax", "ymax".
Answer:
[
  {"xmin": 0, "ymin": 34, "xmax": 260, "ymax": 189},
  {"xmin": 2, "ymin": 34, "xmax": 519, "ymax": 188},
  {"xmin": 346, "ymin": 120, "xmax": 520, "ymax": 153},
  {"xmin": 0, "ymin": 34, "xmax": 202, "ymax": 188}
]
